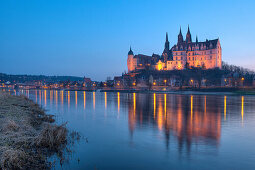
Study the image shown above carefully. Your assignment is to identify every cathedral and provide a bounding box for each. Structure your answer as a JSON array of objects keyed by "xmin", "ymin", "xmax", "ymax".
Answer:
[{"xmin": 127, "ymin": 26, "xmax": 222, "ymax": 72}]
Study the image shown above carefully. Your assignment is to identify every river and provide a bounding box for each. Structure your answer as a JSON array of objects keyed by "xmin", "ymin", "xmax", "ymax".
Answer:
[{"xmin": 17, "ymin": 90, "xmax": 255, "ymax": 169}]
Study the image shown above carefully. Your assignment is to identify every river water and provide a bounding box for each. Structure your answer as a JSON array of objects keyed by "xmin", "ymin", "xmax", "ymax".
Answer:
[{"xmin": 18, "ymin": 90, "xmax": 255, "ymax": 169}]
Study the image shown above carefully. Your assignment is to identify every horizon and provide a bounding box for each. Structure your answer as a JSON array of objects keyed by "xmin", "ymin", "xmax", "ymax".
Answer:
[{"xmin": 1, "ymin": 0, "xmax": 255, "ymax": 81}]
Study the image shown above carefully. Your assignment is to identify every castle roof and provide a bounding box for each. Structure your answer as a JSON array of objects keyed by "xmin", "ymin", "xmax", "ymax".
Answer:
[
  {"xmin": 172, "ymin": 38, "xmax": 219, "ymax": 51},
  {"xmin": 133, "ymin": 54, "xmax": 151, "ymax": 59},
  {"xmin": 134, "ymin": 54, "xmax": 161, "ymax": 65}
]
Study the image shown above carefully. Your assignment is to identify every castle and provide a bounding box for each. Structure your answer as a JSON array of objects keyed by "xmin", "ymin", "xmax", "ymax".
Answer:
[{"xmin": 127, "ymin": 26, "xmax": 222, "ymax": 72}]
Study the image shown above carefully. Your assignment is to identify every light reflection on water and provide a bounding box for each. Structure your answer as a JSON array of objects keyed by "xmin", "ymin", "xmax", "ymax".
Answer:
[{"xmin": 16, "ymin": 90, "xmax": 255, "ymax": 169}]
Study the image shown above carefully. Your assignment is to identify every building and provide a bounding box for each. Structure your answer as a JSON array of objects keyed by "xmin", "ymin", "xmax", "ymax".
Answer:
[{"xmin": 127, "ymin": 26, "xmax": 222, "ymax": 72}]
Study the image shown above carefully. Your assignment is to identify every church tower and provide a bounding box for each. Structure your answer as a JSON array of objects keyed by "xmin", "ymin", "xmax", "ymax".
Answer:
[
  {"xmin": 186, "ymin": 25, "xmax": 192, "ymax": 43},
  {"xmin": 162, "ymin": 32, "xmax": 172, "ymax": 62},
  {"xmin": 178, "ymin": 27, "xmax": 184, "ymax": 44},
  {"xmin": 164, "ymin": 32, "xmax": 169, "ymax": 50}
]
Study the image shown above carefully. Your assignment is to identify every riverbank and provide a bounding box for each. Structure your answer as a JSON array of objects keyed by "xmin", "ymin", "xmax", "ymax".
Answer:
[{"xmin": 0, "ymin": 91, "xmax": 78, "ymax": 169}]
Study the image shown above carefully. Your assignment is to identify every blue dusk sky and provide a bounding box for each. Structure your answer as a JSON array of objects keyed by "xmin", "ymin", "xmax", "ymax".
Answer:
[{"xmin": 0, "ymin": 0, "xmax": 255, "ymax": 81}]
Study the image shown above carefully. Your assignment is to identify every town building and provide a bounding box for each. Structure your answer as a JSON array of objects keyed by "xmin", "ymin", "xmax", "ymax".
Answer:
[{"xmin": 127, "ymin": 26, "xmax": 222, "ymax": 72}]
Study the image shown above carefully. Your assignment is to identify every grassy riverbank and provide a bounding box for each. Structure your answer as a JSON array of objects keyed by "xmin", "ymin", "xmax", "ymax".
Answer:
[{"xmin": 0, "ymin": 91, "xmax": 78, "ymax": 169}]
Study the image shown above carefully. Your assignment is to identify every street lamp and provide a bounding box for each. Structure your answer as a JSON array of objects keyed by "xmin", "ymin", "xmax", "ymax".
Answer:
[
  {"xmin": 190, "ymin": 79, "xmax": 194, "ymax": 86},
  {"xmin": 241, "ymin": 77, "xmax": 244, "ymax": 87}
]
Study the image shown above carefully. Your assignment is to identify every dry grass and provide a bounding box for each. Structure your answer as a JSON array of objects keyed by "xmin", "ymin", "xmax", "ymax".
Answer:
[
  {"xmin": 35, "ymin": 123, "xmax": 67, "ymax": 150},
  {"xmin": 0, "ymin": 148, "xmax": 47, "ymax": 170},
  {"xmin": 1, "ymin": 120, "xmax": 19, "ymax": 132},
  {"xmin": 0, "ymin": 91, "xmax": 79, "ymax": 169}
]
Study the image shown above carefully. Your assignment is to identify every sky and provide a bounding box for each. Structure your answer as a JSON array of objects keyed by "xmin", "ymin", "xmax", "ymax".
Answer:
[{"xmin": 0, "ymin": 0, "xmax": 255, "ymax": 81}]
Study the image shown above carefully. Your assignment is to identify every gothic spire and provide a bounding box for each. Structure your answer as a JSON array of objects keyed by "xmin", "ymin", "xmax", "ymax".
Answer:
[
  {"xmin": 187, "ymin": 25, "xmax": 190, "ymax": 34},
  {"xmin": 163, "ymin": 32, "xmax": 172, "ymax": 61},
  {"xmin": 179, "ymin": 26, "xmax": 183, "ymax": 36},
  {"xmin": 164, "ymin": 32, "xmax": 169, "ymax": 51},
  {"xmin": 186, "ymin": 25, "xmax": 192, "ymax": 43},
  {"xmin": 178, "ymin": 26, "xmax": 184, "ymax": 44}
]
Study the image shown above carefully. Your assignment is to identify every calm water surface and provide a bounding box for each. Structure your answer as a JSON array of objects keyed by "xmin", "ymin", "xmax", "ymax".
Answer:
[{"xmin": 18, "ymin": 90, "xmax": 255, "ymax": 169}]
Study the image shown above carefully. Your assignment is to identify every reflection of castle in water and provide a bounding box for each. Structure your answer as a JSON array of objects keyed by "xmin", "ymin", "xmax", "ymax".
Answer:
[
  {"xmin": 128, "ymin": 93, "xmax": 221, "ymax": 151},
  {"xmin": 18, "ymin": 90, "xmax": 251, "ymax": 152}
]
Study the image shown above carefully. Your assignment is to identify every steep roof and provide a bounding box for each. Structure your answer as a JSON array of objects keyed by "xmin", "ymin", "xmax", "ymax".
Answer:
[
  {"xmin": 128, "ymin": 47, "xmax": 134, "ymax": 55},
  {"xmin": 172, "ymin": 39, "xmax": 219, "ymax": 51}
]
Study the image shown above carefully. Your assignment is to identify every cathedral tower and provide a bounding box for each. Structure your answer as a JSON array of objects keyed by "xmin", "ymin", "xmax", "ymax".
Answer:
[
  {"xmin": 162, "ymin": 32, "xmax": 172, "ymax": 62},
  {"xmin": 178, "ymin": 27, "xmax": 184, "ymax": 44},
  {"xmin": 186, "ymin": 25, "xmax": 192, "ymax": 43},
  {"xmin": 164, "ymin": 32, "xmax": 169, "ymax": 50}
]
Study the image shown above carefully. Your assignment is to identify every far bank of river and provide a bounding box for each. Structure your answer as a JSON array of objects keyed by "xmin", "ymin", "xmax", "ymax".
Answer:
[
  {"xmin": 2, "ymin": 87, "xmax": 255, "ymax": 96},
  {"xmin": 100, "ymin": 87, "xmax": 255, "ymax": 96}
]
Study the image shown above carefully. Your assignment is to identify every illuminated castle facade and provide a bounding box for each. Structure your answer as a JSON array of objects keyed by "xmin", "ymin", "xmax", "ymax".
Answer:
[{"xmin": 127, "ymin": 26, "xmax": 222, "ymax": 72}]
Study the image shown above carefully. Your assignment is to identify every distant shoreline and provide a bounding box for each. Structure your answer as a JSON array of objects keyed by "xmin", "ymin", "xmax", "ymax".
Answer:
[
  {"xmin": 2, "ymin": 87, "xmax": 255, "ymax": 96},
  {"xmin": 100, "ymin": 88, "xmax": 255, "ymax": 96}
]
